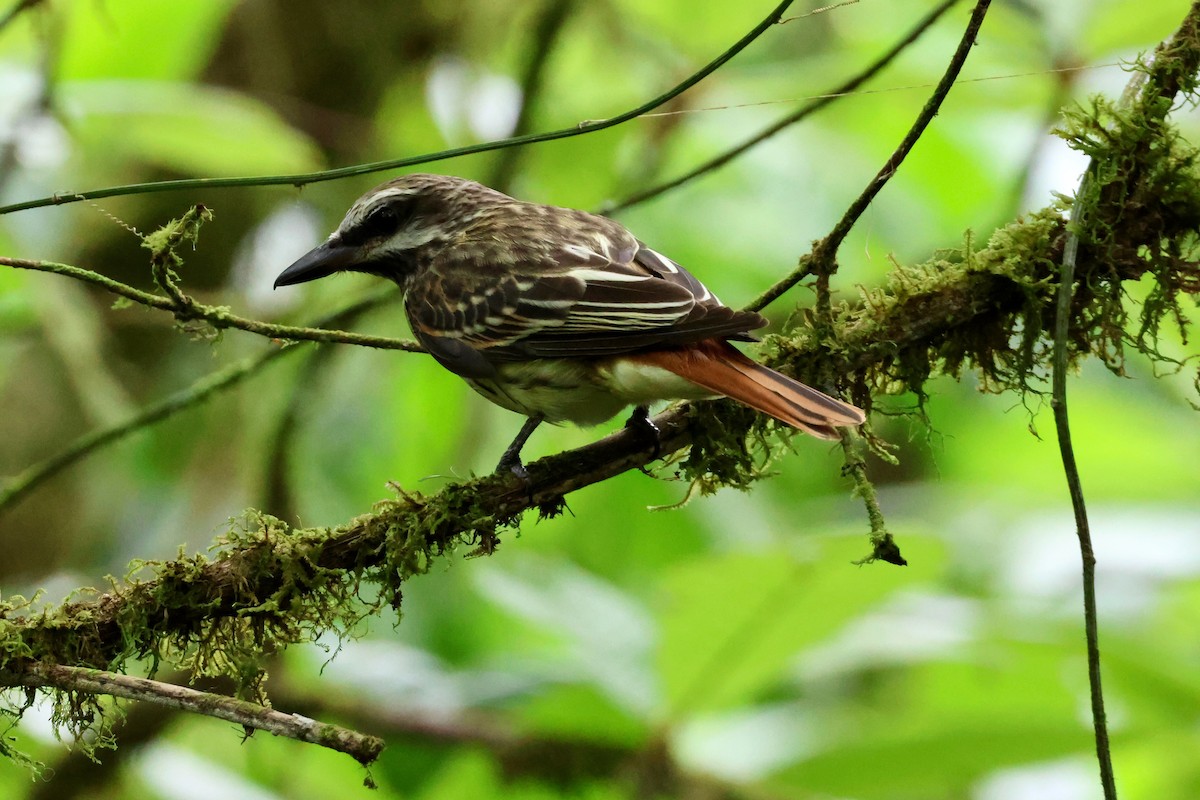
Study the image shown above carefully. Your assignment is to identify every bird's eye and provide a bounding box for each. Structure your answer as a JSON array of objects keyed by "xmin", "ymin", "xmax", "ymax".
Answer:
[
  {"xmin": 341, "ymin": 201, "xmax": 415, "ymax": 247},
  {"xmin": 360, "ymin": 205, "xmax": 401, "ymax": 239}
]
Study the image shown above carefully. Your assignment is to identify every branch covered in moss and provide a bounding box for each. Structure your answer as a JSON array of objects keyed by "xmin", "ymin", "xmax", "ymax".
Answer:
[{"xmin": 2, "ymin": 158, "xmax": 1195, "ymax": 707}]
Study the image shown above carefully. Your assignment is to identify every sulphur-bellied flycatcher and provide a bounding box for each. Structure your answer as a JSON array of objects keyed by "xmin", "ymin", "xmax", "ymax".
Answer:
[{"xmin": 274, "ymin": 174, "xmax": 865, "ymax": 475}]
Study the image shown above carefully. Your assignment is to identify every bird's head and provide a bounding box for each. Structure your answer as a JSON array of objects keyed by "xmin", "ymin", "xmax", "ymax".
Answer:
[{"xmin": 273, "ymin": 173, "xmax": 506, "ymax": 288}]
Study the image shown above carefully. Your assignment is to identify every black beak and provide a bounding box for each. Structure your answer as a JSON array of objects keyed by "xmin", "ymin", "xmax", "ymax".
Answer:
[{"xmin": 274, "ymin": 239, "xmax": 358, "ymax": 288}]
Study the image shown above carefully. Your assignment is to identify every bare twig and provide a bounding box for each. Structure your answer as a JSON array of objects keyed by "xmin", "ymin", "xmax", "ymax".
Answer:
[
  {"xmin": 605, "ymin": 0, "xmax": 962, "ymax": 215},
  {"xmin": 30, "ymin": 670, "xmax": 218, "ymax": 800},
  {"xmin": 1055, "ymin": 180, "xmax": 1116, "ymax": 800},
  {"xmin": 4, "ymin": 664, "xmax": 384, "ymax": 766},
  {"xmin": 750, "ymin": 0, "xmax": 993, "ymax": 312},
  {"xmin": 0, "ymin": 1, "xmax": 797, "ymax": 215}
]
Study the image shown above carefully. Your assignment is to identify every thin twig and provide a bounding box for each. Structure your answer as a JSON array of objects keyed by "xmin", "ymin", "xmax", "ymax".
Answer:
[
  {"xmin": 0, "ymin": 1, "xmax": 796, "ymax": 215},
  {"xmin": 749, "ymin": 0, "xmax": 993, "ymax": 313},
  {"xmin": 0, "ymin": 286, "xmax": 397, "ymax": 516},
  {"xmin": 5, "ymin": 663, "xmax": 384, "ymax": 766},
  {"xmin": 605, "ymin": 0, "xmax": 961, "ymax": 215},
  {"xmin": 31, "ymin": 678, "xmax": 187, "ymax": 800},
  {"xmin": 0, "ymin": 256, "xmax": 420, "ymax": 351},
  {"xmin": 1055, "ymin": 182, "xmax": 1116, "ymax": 800}
]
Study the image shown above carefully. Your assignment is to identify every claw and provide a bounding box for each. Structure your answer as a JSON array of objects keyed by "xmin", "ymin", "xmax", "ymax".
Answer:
[
  {"xmin": 495, "ymin": 415, "xmax": 543, "ymax": 477},
  {"xmin": 624, "ymin": 405, "xmax": 662, "ymax": 460}
]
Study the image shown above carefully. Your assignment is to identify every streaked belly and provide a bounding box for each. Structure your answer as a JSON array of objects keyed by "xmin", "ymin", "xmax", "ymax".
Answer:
[{"xmin": 464, "ymin": 357, "xmax": 713, "ymax": 425}]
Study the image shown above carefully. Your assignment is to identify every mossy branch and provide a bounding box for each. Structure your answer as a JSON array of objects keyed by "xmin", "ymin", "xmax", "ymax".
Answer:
[
  {"xmin": 2, "ymin": 113, "xmax": 1195, "ymax": 725},
  {"xmin": 841, "ymin": 429, "xmax": 906, "ymax": 567}
]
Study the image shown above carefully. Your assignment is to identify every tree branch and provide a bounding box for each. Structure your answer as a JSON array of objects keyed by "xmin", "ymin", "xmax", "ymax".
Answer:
[
  {"xmin": 4, "ymin": 663, "xmax": 383, "ymax": 766},
  {"xmin": 5, "ymin": 5, "xmax": 1196, "ymax": 675},
  {"xmin": 2, "ymin": 175, "xmax": 1191, "ymax": 688},
  {"xmin": 841, "ymin": 429, "xmax": 905, "ymax": 566},
  {"xmin": 1, "ymin": 2, "xmax": 1197, "ymax": 774}
]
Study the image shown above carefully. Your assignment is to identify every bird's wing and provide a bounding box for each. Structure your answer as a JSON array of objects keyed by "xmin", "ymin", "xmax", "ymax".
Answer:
[{"xmin": 405, "ymin": 235, "xmax": 767, "ymax": 364}]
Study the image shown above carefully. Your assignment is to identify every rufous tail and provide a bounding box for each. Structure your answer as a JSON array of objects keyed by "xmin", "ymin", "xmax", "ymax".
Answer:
[{"xmin": 635, "ymin": 340, "xmax": 865, "ymax": 439}]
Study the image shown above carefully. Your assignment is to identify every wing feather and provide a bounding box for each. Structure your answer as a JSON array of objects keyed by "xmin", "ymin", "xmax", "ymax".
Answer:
[{"xmin": 405, "ymin": 226, "xmax": 766, "ymax": 375}]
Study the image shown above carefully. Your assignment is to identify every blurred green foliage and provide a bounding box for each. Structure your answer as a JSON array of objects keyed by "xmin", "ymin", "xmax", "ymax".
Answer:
[{"xmin": 0, "ymin": 1, "xmax": 1197, "ymax": 798}]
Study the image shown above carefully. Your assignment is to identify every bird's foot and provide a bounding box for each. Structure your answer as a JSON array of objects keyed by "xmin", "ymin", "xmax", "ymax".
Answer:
[
  {"xmin": 625, "ymin": 406, "xmax": 662, "ymax": 461},
  {"xmin": 494, "ymin": 415, "xmax": 543, "ymax": 483},
  {"xmin": 495, "ymin": 451, "xmax": 534, "ymax": 505},
  {"xmin": 495, "ymin": 453, "xmax": 529, "ymax": 482}
]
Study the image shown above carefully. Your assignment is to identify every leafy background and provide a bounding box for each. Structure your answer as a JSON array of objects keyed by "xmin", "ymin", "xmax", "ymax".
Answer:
[{"xmin": 0, "ymin": 0, "xmax": 1197, "ymax": 798}]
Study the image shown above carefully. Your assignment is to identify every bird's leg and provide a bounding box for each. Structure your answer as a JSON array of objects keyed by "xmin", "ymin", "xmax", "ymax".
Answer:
[
  {"xmin": 496, "ymin": 415, "xmax": 544, "ymax": 479},
  {"xmin": 624, "ymin": 405, "xmax": 662, "ymax": 460}
]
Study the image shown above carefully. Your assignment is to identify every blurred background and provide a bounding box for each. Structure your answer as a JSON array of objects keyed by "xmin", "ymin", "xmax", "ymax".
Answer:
[{"xmin": 0, "ymin": 0, "xmax": 1198, "ymax": 798}]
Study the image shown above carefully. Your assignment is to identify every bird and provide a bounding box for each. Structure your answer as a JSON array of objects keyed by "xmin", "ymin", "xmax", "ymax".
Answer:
[{"xmin": 274, "ymin": 174, "xmax": 865, "ymax": 476}]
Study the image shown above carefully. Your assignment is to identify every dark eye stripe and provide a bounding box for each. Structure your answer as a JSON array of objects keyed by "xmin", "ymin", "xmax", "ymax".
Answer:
[{"xmin": 342, "ymin": 201, "xmax": 412, "ymax": 246}]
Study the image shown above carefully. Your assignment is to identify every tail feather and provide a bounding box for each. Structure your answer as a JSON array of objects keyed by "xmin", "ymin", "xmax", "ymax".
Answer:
[{"xmin": 635, "ymin": 341, "xmax": 864, "ymax": 439}]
